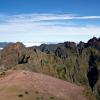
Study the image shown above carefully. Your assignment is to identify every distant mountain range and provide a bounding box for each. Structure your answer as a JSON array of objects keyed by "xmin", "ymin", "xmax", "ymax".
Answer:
[
  {"xmin": 0, "ymin": 42, "xmax": 59, "ymax": 49},
  {"xmin": 0, "ymin": 42, "xmax": 13, "ymax": 49},
  {"xmin": 0, "ymin": 42, "xmax": 43, "ymax": 49}
]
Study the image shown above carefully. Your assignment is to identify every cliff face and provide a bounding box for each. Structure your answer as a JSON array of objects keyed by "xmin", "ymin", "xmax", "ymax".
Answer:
[{"xmin": 0, "ymin": 37, "xmax": 100, "ymax": 99}]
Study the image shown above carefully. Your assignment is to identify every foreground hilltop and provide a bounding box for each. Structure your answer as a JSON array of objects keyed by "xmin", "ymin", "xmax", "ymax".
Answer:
[
  {"xmin": 0, "ymin": 37, "xmax": 100, "ymax": 100},
  {"xmin": 0, "ymin": 70, "xmax": 87, "ymax": 100}
]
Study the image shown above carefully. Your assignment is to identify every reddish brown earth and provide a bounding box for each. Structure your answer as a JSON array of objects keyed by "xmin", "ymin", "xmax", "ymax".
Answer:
[{"xmin": 0, "ymin": 70, "xmax": 88, "ymax": 100}]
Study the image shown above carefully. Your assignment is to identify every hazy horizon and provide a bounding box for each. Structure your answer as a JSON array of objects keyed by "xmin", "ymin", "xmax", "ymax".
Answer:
[{"xmin": 0, "ymin": 36, "xmax": 99, "ymax": 47}]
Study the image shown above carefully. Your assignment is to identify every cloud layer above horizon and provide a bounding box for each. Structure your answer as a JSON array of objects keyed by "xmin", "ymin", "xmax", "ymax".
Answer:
[{"xmin": 0, "ymin": 13, "xmax": 100, "ymax": 42}]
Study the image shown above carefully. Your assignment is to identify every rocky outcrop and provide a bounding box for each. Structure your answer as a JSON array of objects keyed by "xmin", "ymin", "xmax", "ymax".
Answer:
[
  {"xmin": 86, "ymin": 37, "xmax": 100, "ymax": 50},
  {"xmin": 0, "ymin": 42, "xmax": 27, "ymax": 69},
  {"xmin": 87, "ymin": 52, "xmax": 99, "ymax": 91}
]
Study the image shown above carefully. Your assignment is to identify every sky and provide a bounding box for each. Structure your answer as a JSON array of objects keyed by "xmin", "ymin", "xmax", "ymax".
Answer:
[{"xmin": 0, "ymin": 0, "xmax": 100, "ymax": 44}]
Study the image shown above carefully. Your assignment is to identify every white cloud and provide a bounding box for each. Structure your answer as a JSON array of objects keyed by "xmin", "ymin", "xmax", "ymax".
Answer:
[
  {"xmin": 1, "ymin": 13, "xmax": 100, "ymax": 23},
  {"xmin": 0, "ymin": 13, "xmax": 100, "ymax": 42},
  {"xmin": 76, "ymin": 16, "xmax": 100, "ymax": 19},
  {"xmin": 23, "ymin": 42, "xmax": 42, "ymax": 47}
]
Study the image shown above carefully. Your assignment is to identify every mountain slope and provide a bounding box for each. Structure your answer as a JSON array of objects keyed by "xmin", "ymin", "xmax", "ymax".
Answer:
[
  {"xmin": 0, "ymin": 70, "xmax": 87, "ymax": 100},
  {"xmin": 0, "ymin": 37, "xmax": 100, "ymax": 99}
]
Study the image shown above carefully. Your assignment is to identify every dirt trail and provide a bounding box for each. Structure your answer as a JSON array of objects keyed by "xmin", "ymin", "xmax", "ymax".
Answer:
[{"xmin": 0, "ymin": 70, "xmax": 88, "ymax": 100}]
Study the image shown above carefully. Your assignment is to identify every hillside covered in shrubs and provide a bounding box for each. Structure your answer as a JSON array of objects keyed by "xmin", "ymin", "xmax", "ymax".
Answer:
[{"xmin": 0, "ymin": 37, "xmax": 100, "ymax": 100}]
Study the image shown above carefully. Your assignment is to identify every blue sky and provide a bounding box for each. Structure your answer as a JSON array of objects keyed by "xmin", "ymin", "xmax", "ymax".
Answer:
[{"xmin": 0, "ymin": 0, "xmax": 100, "ymax": 43}]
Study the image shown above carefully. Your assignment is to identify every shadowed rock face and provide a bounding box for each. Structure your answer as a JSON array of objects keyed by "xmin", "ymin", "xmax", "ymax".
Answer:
[
  {"xmin": 96, "ymin": 70, "xmax": 100, "ymax": 96},
  {"xmin": 64, "ymin": 42, "xmax": 77, "ymax": 49},
  {"xmin": 86, "ymin": 37, "xmax": 100, "ymax": 50},
  {"xmin": 87, "ymin": 66, "xmax": 98, "ymax": 91},
  {"xmin": 18, "ymin": 54, "xmax": 30, "ymax": 64},
  {"xmin": 87, "ymin": 50, "xmax": 100, "ymax": 97},
  {"xmin": 0, "ymin": 37, "xmax": 100, "ymax": 98},
  {"xmin": 77, "ymin": 41, "xmax": 85, "ymax": 54},
  {"xmin": 55, "ymin": 47, "xmax": 67, "ymax": 59}
]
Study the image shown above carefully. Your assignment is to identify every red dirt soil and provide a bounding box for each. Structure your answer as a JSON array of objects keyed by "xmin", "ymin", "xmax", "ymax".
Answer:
[{"xmin": 0, "ymin": 70, "xmax": 88, "ymax": 100}]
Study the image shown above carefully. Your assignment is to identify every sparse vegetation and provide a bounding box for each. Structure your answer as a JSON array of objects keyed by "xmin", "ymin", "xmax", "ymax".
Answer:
[
  {"xmin": 18, "ymin": 94, "xmax": 24, "ymax": 97},
  {"xmin": 36, "ymin": 97, "xmax": 40, "ymax": 99},
  {"xmin": 25, "ymin": 91, "xmax": 29, "ymax": 94},
  {"xmin": 0, "ymin": 71, "xmax": 6, "ymax": 76},
  {"xmin": 35, "ymin": 91, "xmax": 39, "ymax": 94},
  {"xmin": 50, "ymin": 96, "xmax": 55, "ymax": 99},
  {"xmin": 0, "ymin": 37, "xmax": 100, "ymax": 100}
]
